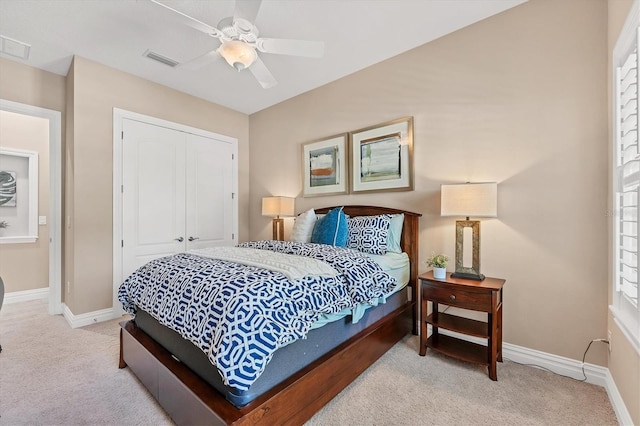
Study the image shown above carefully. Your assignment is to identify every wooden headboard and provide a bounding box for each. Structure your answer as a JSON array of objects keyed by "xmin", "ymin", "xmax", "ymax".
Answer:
[{"xmin": 314, "ymin": 205, "xmax": 422, "ymax": 333}]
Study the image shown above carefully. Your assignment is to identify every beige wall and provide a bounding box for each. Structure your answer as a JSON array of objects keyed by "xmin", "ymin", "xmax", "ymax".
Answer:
[
  {"xmin": 0, "ymin": 58, "xmax": 66, "ymax": 113},
  {"xmin": 0, "ymin": 111, "xmax": 49, "ymax": 292},
  {"xmin": 607, "ymin": 0, "xmax": 640, "ymax": 424},
  {"xmin": 250, "ymin": 0, "xmax": 610, "ymax": 367},
  {"xmin": 65, "ymin": 56, "xmax": 249, "ymax": 314},
  {"xmin": 0, "ymin": 58, "xmax": 65, "ymax": 297},
  {"xmin": 608, "ymin": 312, "xmax": 639, "ymax": 424}
]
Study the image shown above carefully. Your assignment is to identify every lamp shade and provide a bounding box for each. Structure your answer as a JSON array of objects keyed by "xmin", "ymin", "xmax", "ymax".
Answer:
[
  {"xmin": 441, "ymin": 182, "xmax": 497, "ymax": 218},
  {"xmin": 218, "ymin": 40, "xmax": 257, "ymax": 71},
  {"xmin": 262, "ymin": 196, "xmax": 295, "ymax": 218}
]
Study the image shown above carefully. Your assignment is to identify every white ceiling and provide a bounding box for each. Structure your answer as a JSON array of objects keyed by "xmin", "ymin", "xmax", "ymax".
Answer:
[{"xmin": 0, "ymin": 0, "xmax": 526, "ymax": 115}]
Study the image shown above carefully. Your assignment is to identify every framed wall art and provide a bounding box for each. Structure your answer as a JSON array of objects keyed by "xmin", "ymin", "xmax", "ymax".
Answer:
[
  {"xmin": 350, "ymin": 116, "xmax": 414, "ymax": 193},
  {"xmin": 302, "ymin": 133, "xmax": 348, "ymax": 197},
  {"xmin": 0, "ymin": 147, "xmax": 39, "ymax": 243},
  {"xmin": 0, "ymin": 170, "xmax": 17, "ymax": 206}
]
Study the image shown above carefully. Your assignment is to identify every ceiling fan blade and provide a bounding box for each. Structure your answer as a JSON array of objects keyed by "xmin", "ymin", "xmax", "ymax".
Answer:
[
  {"xmin": 180, "ymin": 49, "xmax": 220, "ymax": 70},
  {"xmin": 150, "ymin": 0, "xmax": 221, "ymax": 37},
  {"xmin": 233, "ymin": 0, "xmax": 262, "ymax": 25},
  {"xmin": 249, "ymin": 56, "xmax": 277, "ymax": 89},
  {"xmin": 257, "ymin": 38, "xmax": 324, "ymax": 58}
]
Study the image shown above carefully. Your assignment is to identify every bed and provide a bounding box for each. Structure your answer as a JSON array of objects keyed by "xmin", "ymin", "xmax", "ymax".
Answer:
[{"xmin": 118, "ymin": 205, "xmax": 421, "ymax": 425}]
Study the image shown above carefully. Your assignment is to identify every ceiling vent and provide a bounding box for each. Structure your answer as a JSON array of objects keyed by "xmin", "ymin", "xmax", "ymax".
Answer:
[
  {"xmin": 143, "ymin": 50, "xmax": 179, "ymax": 67},
  {"xmin": 0, "ymin": 35, "xmax": 31, "ymax": 60}
]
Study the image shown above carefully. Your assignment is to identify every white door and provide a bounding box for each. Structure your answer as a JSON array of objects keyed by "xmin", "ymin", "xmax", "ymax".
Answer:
[
  {"xmin": 122, "ymin": 119, "xmax": 187, "ymax": 279},
  {"xmin": 185, "ymin": 134, "xmax": 235, "ymax": 250},
  {"xmin": 121, "ymin": 119, "xmax": 236, "ymax": 281}
]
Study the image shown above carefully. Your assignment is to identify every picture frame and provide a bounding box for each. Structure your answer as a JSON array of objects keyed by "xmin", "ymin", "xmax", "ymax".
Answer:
[
  {"xmin": 0, "ymin": 147, "xmax": 39, "ymax": 243},
  {"xmin": 302, "ymin": 133, "xmax": 349, "ymax": 197},
  {"xmin": 350, "ymin": 116, "xmax": 414, "ymax": 193}
]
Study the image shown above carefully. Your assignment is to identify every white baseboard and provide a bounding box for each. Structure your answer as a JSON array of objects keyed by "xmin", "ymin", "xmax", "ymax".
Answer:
[
  {"xmin": 4, "ymin": 287, "xmax": 49, "ymax": 304},
  {"xmin": 501, "ymin": 340, "xmax": 607, "ymax": 385},
  {"xmin": 62, "ymin": 303, "xmax": 118, "ymax": 328},
  {"xmin": 428, "ymin": 326, "xmax": 630, "ymax": 424},
  {"xmin": 604, "ymin": 369, "xmax": 635, "ymax": 425},
  {"xmin": 501, "ymin": 341, "xmax": 631, "ymax": 424}
]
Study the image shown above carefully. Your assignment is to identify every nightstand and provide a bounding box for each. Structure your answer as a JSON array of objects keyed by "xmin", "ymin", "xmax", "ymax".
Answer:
[{"xmin": 418, "ymin": 271, "xmax": 506, "ymax": 380}]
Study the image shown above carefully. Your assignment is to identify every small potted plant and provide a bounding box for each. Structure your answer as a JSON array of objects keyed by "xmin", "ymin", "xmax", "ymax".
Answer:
[{"xmin": 426, "ymin": 253, "xmax": 448, "ymax": 279}]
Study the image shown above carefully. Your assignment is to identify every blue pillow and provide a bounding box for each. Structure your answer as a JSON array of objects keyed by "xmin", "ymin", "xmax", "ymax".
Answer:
[
  {"xmin": 347, "ymin": 214, "xmax": 392, "ymax": 255},
  {"xmin": 311, "ymin": 207, "xmax": 348, "ymax": 246},
  {"xmin": 386, "ymin": 213, "xmax": 404, "ymax": 253}
]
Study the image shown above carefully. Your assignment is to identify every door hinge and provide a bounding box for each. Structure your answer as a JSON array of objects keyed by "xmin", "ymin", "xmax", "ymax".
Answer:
[
  {"xmin": 121, "ymin": 240, "xmax": 124, "ymax": 247},
  {"xmin": 231, "ymin": 193, "xmax": 235, "ymax": 199},
  {"xmin": 232, "ymin": 233, "xmax": 235, "ymax": 240},
  {"xmin": 232, "ymin": 154, "xmax": 234, "ymax": 160},
  {"xmin": 121, "ymin": 185, "xmax": 124, "ymax": 193},
  {"xmin": 121, "ymin": 131, "xmax": 124, "ymax": 140}
]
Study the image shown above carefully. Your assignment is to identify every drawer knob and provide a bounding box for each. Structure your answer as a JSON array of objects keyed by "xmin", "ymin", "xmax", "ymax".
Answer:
[{"xmin": 450, "ymin": 294, "xmax": 456, "ymax": 301}]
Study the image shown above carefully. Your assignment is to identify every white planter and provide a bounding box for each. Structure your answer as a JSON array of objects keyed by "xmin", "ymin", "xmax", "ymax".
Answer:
[{"xmin": 433, "ymin": 267, "xmax": 446, "ymax": 279}]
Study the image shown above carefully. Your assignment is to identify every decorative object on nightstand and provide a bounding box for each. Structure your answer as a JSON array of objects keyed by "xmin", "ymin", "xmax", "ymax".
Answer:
[
  {"xmin": 441, "ymin": 182, "xmax": 497, "ymax": 281},
  {"xmin": 262, "ymin": 196, "xmax": 295, "ymax": 241},
  {"xmin": 418, "ymin": 271, "xmax": 506, "ymax": 380},
  {"xmin": 426, "ymin": 253, "xmax": 448, "ymax": 279}
]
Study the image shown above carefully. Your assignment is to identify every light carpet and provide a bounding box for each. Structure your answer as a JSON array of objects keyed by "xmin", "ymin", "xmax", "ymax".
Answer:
[{"xmin": 0, "ymin": 300, "xmax": 618, "ymax": 425}]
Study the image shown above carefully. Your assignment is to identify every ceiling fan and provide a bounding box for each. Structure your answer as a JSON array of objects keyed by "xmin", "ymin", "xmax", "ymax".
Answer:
[{"xmin": 150, "ymin": 0, "xmax": 325, "ymax": 89}]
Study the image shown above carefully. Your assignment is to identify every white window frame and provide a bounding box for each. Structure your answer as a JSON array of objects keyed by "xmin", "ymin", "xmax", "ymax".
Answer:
[{"xmin": 612, "ymin": 0, "xmax": 640, "ymax": 355}]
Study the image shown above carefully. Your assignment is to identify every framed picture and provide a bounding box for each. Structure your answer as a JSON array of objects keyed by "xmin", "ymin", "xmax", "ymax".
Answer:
[
  {"xmin": 350, "ymin": 116, "xmax": 414, "ymax": 193},
  {"xmin": 0, "ymin": 147, "xmax": 39, "ymax": 242},
  {"xmin": 0, "ymin": 171, "xmax": 17, "ymax": 206},
  {"xmin": 302, "ymin": 133, "xmax": 349, "ymax": 197}
]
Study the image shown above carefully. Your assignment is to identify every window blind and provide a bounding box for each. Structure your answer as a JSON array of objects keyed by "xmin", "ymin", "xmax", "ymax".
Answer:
[{"xmin": 616, "ymin": 46, "xmax": 640, "ymax": 308}]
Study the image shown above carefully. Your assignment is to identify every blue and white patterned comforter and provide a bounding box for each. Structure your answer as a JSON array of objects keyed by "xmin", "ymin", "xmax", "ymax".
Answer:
[{"xmin": 118, "ymin": 241, "xmax": 396, "ymax": 391}]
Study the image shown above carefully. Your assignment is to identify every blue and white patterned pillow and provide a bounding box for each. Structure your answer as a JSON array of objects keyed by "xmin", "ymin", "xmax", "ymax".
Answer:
[{"xmin": 347, "ymin": 214, "xmax": 392, "ymax": 255}]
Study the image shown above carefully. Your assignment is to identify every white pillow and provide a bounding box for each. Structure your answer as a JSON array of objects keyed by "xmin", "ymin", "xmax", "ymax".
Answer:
[{"xmin": 290, "ymin": 208, "xmax": 317, "ymax": 243}]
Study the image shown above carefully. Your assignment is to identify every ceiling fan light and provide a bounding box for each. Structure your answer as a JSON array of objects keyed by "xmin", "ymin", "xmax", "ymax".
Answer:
[{"xmin": 218, "ymin": 40, "xmax": 257, "ymax": 71}]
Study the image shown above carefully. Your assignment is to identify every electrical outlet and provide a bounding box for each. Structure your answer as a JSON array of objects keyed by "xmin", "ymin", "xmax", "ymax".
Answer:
[{"xmin": 607, "ymin": 330, "xmax": 612, "ymax": 353}]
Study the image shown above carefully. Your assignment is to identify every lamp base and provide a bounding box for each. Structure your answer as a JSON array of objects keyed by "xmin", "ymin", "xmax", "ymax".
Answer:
[
  {"xmin": 452, "ymin": 219, "xmax": 485, "ymax": 281},
  {"xmin": 272, "ymin": 218, "xmax": 285, "ymax": 241},
  {"xmin": 451, "ymin": 272, "xmax": 485, "ymax": 281}
]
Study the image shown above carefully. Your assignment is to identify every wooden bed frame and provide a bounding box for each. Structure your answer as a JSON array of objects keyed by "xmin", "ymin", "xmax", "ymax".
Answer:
[{"xmin": 119, "ymin": 205, "xmax": 421, "ymax": 425}]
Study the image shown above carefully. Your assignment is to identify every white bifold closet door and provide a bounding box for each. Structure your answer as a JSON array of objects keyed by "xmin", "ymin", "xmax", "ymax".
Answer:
[{"xmin": 121, "ymin": 118, "xmax": 235, "ymax": 280}]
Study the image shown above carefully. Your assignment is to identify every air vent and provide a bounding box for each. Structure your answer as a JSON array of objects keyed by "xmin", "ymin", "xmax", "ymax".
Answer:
[
  {"xmin": 0, "ymin": 35, "xmax": 30, "ymax": 60},
  {"xmin": 143, "ymin": 50, "xmax": 179, "ymax": 67}
]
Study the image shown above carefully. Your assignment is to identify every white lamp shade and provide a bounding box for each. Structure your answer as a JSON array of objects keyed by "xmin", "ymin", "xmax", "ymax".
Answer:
[
  {"xmin": 262, "ymin": 196, "xmax": 295, "ymax": 217},
  {"xmin": 441, "ymin": 182, "xmax": 497, "ymax": 218},
  {"xmin": 218, "ymin": 40, "xmax": 257, "ymax": 71}
]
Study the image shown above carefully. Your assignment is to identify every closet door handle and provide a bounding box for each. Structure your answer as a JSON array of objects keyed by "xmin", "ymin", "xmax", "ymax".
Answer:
[
  {"xmin": 174, "ymin": 237, "xmax": 184, "ymax": 242},
  {"xmin": 188, "ymin": 236, "xmax": 199, "ymax": 242}
]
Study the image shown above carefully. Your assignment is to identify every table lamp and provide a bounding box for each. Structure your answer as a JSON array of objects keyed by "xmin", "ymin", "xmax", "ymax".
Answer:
[
  {"xmin": 262, "ymin": 196, "xmax": 295, "ymax": 241},
  {"xmin": 441, "ymin": 182, "xmax": 497, "ymax": 281}
]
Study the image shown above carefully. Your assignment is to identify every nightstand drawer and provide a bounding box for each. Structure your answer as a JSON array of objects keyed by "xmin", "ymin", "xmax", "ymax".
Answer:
[{"xmin": 422, "ymin": 284, "xmax": 491, "ymax": 311}]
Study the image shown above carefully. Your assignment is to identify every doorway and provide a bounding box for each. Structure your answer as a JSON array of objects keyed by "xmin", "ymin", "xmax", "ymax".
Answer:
[{"xmin": 0, "ymin": 99, "xmax": 62, "ymax": 315}]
